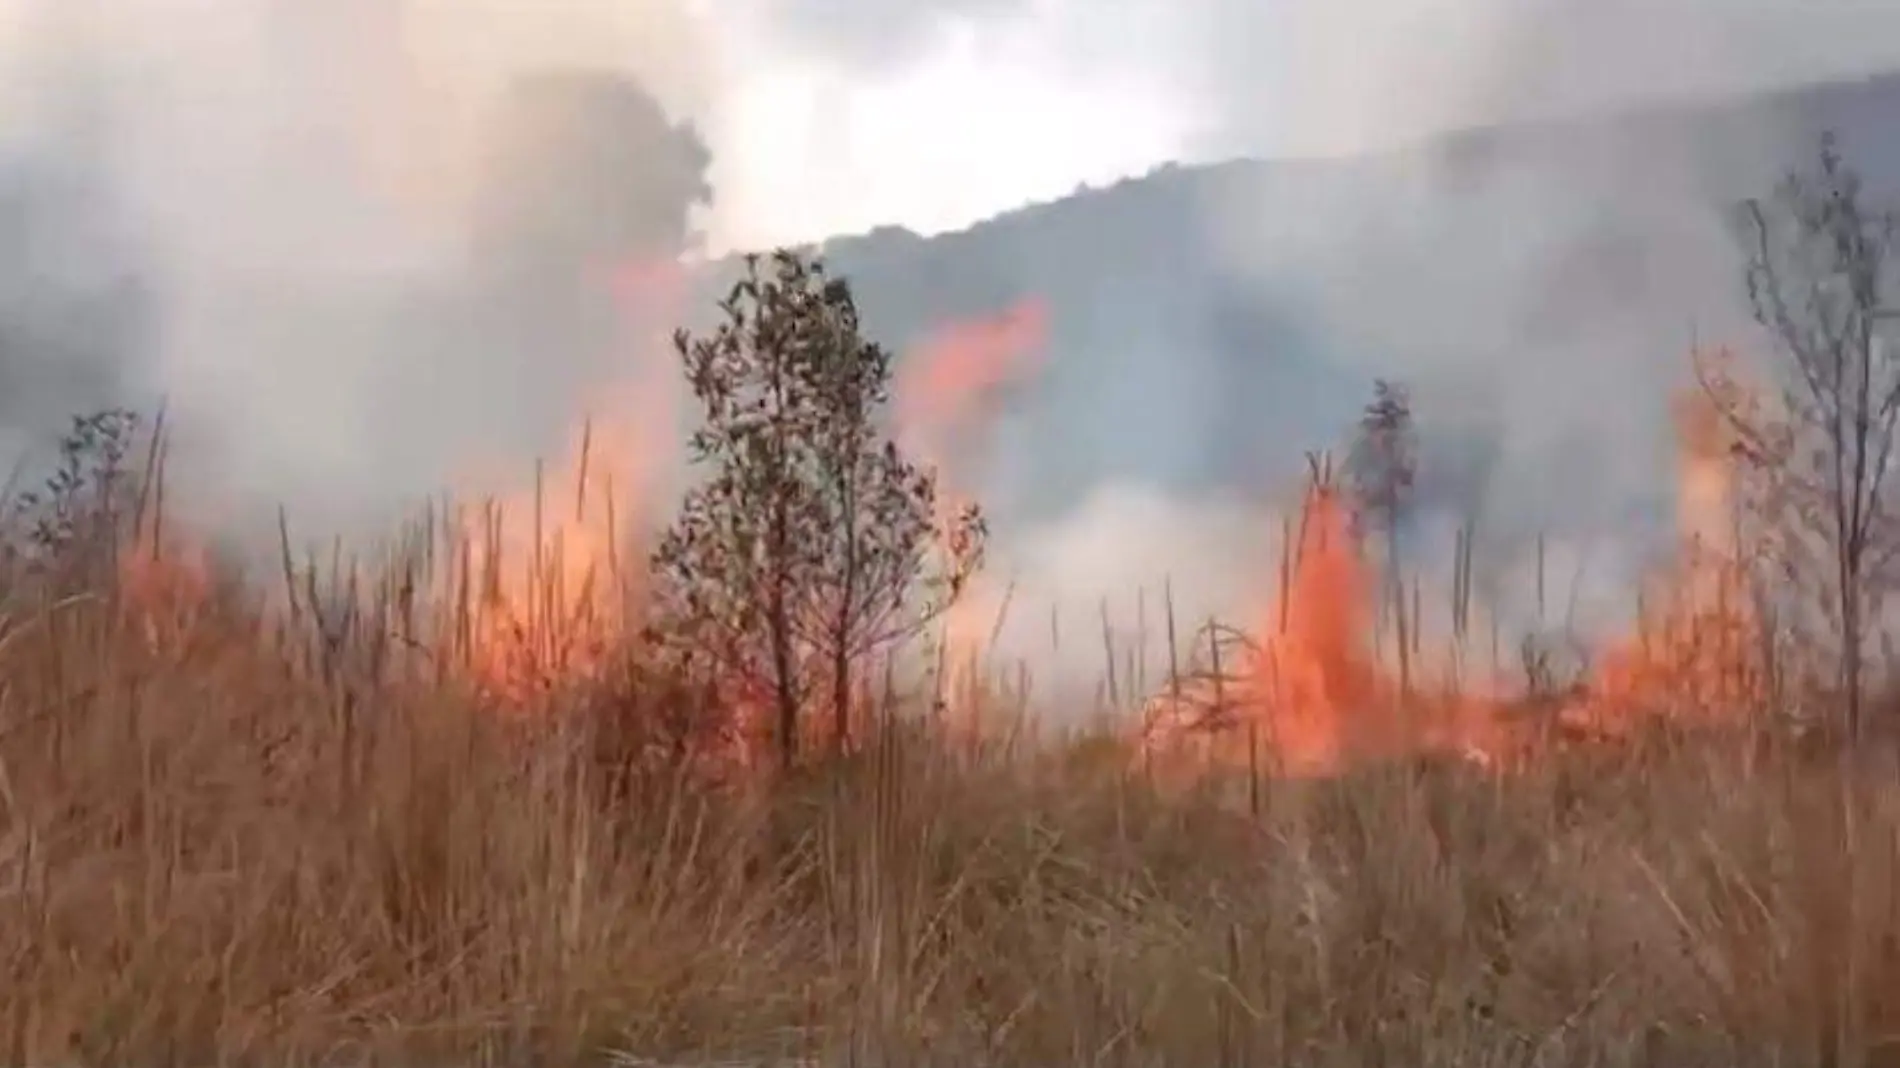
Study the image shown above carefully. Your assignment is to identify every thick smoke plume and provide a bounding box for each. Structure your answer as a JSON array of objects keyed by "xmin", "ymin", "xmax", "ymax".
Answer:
[
  {"xmin": 0, "ymin": 0, "xmax": 716, "ymax": 548},
  {"xmin": 798, "ymin": 0, "xmax": 1900, "ymax": 683},
  {"xmin": 1175, "ymin": 0, "xmax": 1900, "ymax": 653},
  {"xmin": 2, "ymin": 0, "xmax": 1899, "ymax": 706}
]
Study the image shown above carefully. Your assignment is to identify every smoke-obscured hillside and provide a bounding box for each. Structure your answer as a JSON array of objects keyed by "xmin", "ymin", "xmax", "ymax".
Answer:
[
  {"xmin": 2, "ymin": 58, "xmax": 1899, "ymax": 643},
  {"xmin": 746, "ymin": 71, "xmax": 1900, "ymax": 549}
]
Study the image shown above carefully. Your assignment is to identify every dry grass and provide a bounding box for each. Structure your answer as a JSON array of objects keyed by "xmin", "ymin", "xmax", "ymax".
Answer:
[{"xmin": 0, "ymin": 461, "xmax": 1896, "ymax": 1068}]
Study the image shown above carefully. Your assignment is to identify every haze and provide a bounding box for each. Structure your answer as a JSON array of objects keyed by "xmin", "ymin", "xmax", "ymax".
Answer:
[{"xmin": 1, "ymin": 0, "xmax": 1899, "ymax": 692}]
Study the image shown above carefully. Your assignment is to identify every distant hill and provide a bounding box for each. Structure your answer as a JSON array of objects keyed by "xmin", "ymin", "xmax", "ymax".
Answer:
[
  {"xmin": 699, "ymin": 70, "xmax": 1900, "ymax": 546},
  {"xmin": 3, "ymin": 65, "xmax": 1899, "ymax": 558}
]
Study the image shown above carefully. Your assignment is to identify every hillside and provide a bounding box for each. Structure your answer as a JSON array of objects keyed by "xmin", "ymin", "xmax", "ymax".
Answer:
[
  {"xmin": 1, "ymin": 67, "xmax": 1898, "ymax": 553},
  {"xmin": 734, "ymin": 70, "xmax": 1900, "ymax": 542}
]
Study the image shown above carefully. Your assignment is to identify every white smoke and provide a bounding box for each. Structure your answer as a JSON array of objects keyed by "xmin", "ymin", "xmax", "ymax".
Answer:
[
  {"xmin": 930, "ymin": 0, "xmax": 1900, "ymax": 690},
  {"xmin": 0, "ymin": 0, "xmax": 1892, "ymax": 707},
  {"xmin": 0, "ymin": 0, "xmax": 724, "ymax": 545}
]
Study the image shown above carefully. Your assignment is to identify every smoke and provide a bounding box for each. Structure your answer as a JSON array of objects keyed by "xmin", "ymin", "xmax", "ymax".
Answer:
[
  {"xmin": 811, "ymin": 0, "xmax": 1900, "ymax": 680},
  {"xmin": 953, "ymin": 482, "xmax": 1266, "ymax": 702},
  {"xmin": 1180, "ymin": 0, "xmax": 1900, "ymax": 158},
  {"xmin": 1185, "ymin": 1, "xmax": 1900, "ymax": 596},
  {"xmin": 0, "ymin": 0, "xmax": 1896, "ymax": 703},
  {"xmin": 0, "ymin": 0, "xmax": 717, "ymax": 546},
  {"xmin": 729, "ymin": 0, "xmax": 1900, "ymax": 159},
  {"xmin": 713, "ymin": 0, "xmax": 1900, "ymax": 689},
  {"xmin": 740, "ymin": 0, "xmax": 1023, "ymax": 70}
]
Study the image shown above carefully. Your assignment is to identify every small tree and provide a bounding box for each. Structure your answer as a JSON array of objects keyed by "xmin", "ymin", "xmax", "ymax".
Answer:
[
  {"xmin": 652, "ymin": 250, "xmax": 984, "ymax": 769},
  {"xmin": 1348, "ymin": 379, "xmax": 1418, "ymax": 693},
  {"xmin": 7, "ymin": 408, "xmax": 141, "ymax": 561},
  {"xmin": 1700, "ymin": 132, "xmax": 1900, "ymax": 742}
]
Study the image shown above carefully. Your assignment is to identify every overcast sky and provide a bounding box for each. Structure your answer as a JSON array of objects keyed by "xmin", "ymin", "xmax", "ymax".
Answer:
[
  {"xmin": 700, "ymin": 0, "xmax": 1900, "ymax": 248},
  {"xmin": 5, "ymin": 0, "xmax": 1900, "ymax": 253}
]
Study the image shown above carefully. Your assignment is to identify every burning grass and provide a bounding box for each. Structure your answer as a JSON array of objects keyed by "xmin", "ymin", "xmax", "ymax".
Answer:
[
  {"xmin": 0, "ymin": 485, "xmax": 1895, "ymax": 1068},
  {"xmin": 0, "ymin": 366, "xmax": 1884, "ymax": 1065}
]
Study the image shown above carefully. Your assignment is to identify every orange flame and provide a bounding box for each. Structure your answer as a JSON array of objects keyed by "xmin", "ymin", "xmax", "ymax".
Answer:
[
  {"xmin": 119, "ymin": 537, "xmax": 213, "ymax": 616},
  {"xmin": 898, "ymin": 299, "xmax": 1050, "ymax": 442},
  {"xmin": 1567, "ymin": 385, "xmax": 1757, "ymax": 735},
  {"xmin": 461, "ymin": 256, "xmax": 682, "ymax": 700},
  {"xmin": 113, "ymin": 520, "xmax": 217, "ymax": 657},
  {"xmin": 1251, "ymin": 476, "xmax": 1376, "ymax": 773},
  {"xmin": 1144, "ymin": 378, "xmax": 1765, "ymax": 778},
  {"xmin": 897, "ymin": 298, "xmax": 1050, "ymax": 721}
]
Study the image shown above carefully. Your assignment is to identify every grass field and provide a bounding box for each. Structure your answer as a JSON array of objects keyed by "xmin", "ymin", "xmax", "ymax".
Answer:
[{"xmin": 1, "ymin": 452, "xmax": 1898, "ymax": 1068}]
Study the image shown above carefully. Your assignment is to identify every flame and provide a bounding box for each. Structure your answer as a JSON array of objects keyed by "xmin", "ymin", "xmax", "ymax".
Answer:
[
  {"xmin": 897, "ymin": 298, "xmax": 1049, "ymax": 724},
  {"xmin": 1567, "ymin": 385, "xmax": 1757, "ymax": 735},
  {"xmin": 1141, "ymin": 465, "xmax": 1385, "ymax": 778},
  {"xmin": 898, "ymin": 300, "xmax": 1050, "ymax": 440},
  {"xmin": 113, "ymin": 519, "xmax": 217, "ymax": 657},
  {"xmin": 1250, "ymin": 476, "xmax": 1377, "ymax": 774},
  {"xmin": 118, "ymin": 537, "xmax": 212, "ymax": 616},
  {"xmin": 460, "ymin": 256, "xmax": 682, "ymax": 699},
  {"xmin": 1143, "ymin": 377, "xmax": 1766, "ymax": 778}
]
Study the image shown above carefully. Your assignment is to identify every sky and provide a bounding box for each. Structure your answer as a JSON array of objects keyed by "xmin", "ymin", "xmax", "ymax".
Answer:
[
  {"xmin": 699, "ymin": 0, "xmax": 1900, "ymax": 248},
  {"xmin": 7, "ymin": 0, "xmax": 1900, "ymax": 252}
]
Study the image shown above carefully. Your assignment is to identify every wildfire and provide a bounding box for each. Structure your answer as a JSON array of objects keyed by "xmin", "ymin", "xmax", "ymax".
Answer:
[
  {"xmin": 1249, "ymin": 468, "xmax": 1377, "ymax": 773},
  {"xmin": 1141, "ymin": 459, "xmax": 1394, "ymax": 777},
  {"xmin": 897, "ymin": 298, "xmax": 1050, "ymax": 722},
  {"xmin": 118, "ymin": 535, "xmax": 213, "ymax": 626},
  {"xmin": 899, "ymin": 300, "xmax": 1050, "ymax": 437},
  {"xmin": 1565, "ymin": 385, "xmax": 1758, "ymax": 734},
  {"xmin": 114, "ymin": 436, "xmax": 219, "ymax": 645},
  {"xmin": 1142, "ymin": 381, "xmax": 1765, "ymax": 777},
  {"xmin": 458, "ymin": 255, "xmax": 681, "ymax": 699}
]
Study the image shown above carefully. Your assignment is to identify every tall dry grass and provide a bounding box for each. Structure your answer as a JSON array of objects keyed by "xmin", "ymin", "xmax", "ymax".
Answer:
[{"xmin": 0, "ymin": 436, "xmax": 1896, "ymax": 1067}]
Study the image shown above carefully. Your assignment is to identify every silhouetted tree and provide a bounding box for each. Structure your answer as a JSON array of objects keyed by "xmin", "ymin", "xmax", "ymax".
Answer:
[
  {"xmin": 10, "ymin": 408, "xmax": 140, "ymax": 556},
  {"xmin": 1700, "ymin": 132, "xmax": 1900, "ymax": 742},
  {"xmin": 653, "ymin": 250, "xmax": 985, "ymax": 769},
  {"xmin": 1349, "ymin": 378, "xmax": 1418, "ymax": 693}
]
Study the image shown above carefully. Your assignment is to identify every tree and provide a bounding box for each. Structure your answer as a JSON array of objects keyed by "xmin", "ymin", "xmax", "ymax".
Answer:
[
  {"xmin": 652, "ymin": 250, "xmax": 985, "ymax": 769},
  {"xmin": 1348, "ymin": 379, "xmax": 1418, "ymax": 694},
  {"xmin": 8, "ymin": 408, "xmax": 141, "ymax": 561},
  {"xmin": 1700, "ymin": 132, "xmax": 1900, "ymax": 742}
]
